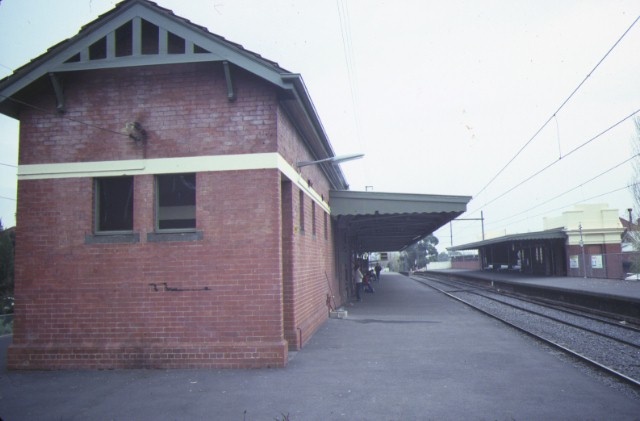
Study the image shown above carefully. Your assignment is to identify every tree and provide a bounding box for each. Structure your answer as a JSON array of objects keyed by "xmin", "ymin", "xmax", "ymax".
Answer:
[
  {"xmin": 632, "ymin": 117, "xmax": 640, "ymax": 223},
  {"xmin": 626, "ymin": 117, "xmax": 640, "ymax": 276},
  {"xmin": 0, "ymin": 219, "xmax": 15, "ymax": 314},
  {"xmin": 403, "ymin": 235, "xmax": 440, "ymax": 269}
]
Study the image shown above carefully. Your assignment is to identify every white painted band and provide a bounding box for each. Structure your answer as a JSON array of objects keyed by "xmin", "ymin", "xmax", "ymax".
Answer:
[{"xmin": 17, "ymin": 153, "xmax": 330, "ymax": 212}]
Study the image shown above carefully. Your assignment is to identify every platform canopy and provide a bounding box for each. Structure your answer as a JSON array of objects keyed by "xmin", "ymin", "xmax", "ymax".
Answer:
[
  {"xmin": 330, "ymin": 190, "xmax": 471, "ymax": 252},
  {"xmin": 447, "ymin": 227, "xmax": 567, "ymax": 251}
]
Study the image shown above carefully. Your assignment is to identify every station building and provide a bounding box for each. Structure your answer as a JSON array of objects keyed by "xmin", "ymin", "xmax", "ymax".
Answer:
[
  {"xmin": 0, "ymin": 0, "xmax": 470, "ymax": 369},
  {"xmin": 449, "ymin": 204, "xmax": 630, "ymax": 280}
]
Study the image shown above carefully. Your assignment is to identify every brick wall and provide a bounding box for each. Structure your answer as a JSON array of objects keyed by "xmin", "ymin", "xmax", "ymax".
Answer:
[
  {"xmin": 9, "ymin": 63, "xmax": 296, "ymax": 369},
  {"xmin": 10, "ymin": 169, "xmax": 288, "ymax": 369},
  {"xmin": 566, "ymin": 243, "xmax": 624, "ymax": 279},
  {"xmin": 276, "ymin": 106, "xmax": 341, "ymax": 350},
  {"xmin": 19, "ymin": 62, "xmax": 278, "ymax": 165}
]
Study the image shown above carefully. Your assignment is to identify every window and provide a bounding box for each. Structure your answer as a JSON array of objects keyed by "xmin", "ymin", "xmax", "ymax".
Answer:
[
  {"xmin": 323, "ymin": 212, "xmax": 328, "ymax": 240},
  {"xmin": 167, "ymin": 32, "xmax": 186, "ymax": 54},
  {"xmin": 141, "ymin": 19, "xmax": 160, "ymax": 55},
  {"xmin": 95, "ymin": 176, "xmax": 134, "ymax": 232},
  {"xmin": 299, "ymin": 190, "xmax": 305, "ymax": 232},
  {"xmin": 115, "ymin": 21, "xmax": 133, "ymax": 57},
  {"xmin": 156, "ymin": 173, "xmax": 196, "ymax": 230},
  {"xmin": 312, "ymin": 202, "xmax": 316, "ymax": 236}
]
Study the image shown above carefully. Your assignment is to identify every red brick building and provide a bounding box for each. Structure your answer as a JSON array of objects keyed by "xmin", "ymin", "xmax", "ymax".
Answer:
[{"xmin": 0, "ymin": 0, "xmax": 469, "ymax": 369}]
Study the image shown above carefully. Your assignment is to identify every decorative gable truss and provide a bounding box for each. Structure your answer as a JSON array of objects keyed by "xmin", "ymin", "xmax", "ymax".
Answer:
[
  {"xmin": 0, "ymin": 0, "xmax": 349, "ymax": 190},
  {"xmin": 0, "ymin": 0, "xmax": 289, "ymax": 116},
  {"xmin": 63, "ymin": 16, "xmax": 218, "ymax": 71}
]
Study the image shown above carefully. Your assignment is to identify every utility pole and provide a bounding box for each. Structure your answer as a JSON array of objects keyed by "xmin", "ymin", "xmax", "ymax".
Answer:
[
  {"xmin": 579, "ymin": 222, "xmax": 587, "ymax": 279},
  {"xmin": 449, "ymin": 212, "xmax": 485, "ymax": 247}
]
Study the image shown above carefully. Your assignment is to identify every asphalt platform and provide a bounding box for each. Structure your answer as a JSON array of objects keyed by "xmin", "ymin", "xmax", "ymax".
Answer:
[{"xmin": 1, "ymin": 272, "xmax": 639, "ymax": 420}]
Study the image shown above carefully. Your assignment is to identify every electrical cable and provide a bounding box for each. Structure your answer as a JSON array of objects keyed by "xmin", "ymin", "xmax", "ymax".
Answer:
[
  {"xmin": 449, "ymin": 182, "xmax": 637, "ymax": 246},
  {"xmin": 487, "ymin": 183, "xmax": 637, "ymax": 231},
  {"xmin": 336, "ymin": 0, "xmax": 370, "ymax": 184},
  {"xmin": 468, "ymin": 107, "xmax": 640, "ymax": 214},
  {"xmin": 0, "ymin": 93, "xmax": 130, "ymax": 138},
  {"xmin": 336, "ymin": 0, "xmax": 361, "ymax": 146},
  {"xmin": 473, "ymin": 13, "xmax": 640, "ymax": 200},
  {"xmin": 486, "ymin": 153, "xmax": 639, "ymax": 228}
]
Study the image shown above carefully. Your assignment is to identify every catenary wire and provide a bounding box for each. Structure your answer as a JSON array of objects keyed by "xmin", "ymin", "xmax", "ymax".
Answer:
[
  {"xmin": 467, "ymin": 108, "xmax": 640, "ymax": 214},
  {"xmin": 336, "ymin": 0, "xmax": 361, "ymax": 147},
  {"xmin": 490, "ymin": 183, "xmax": 637, "ymax": 232},
  {"xmin": 335, "ymin": 0, "xmax": 370, "ymax": 185},
  {"xmin": 473, "ymin": 14, "xmax": 640, "ymax": 200},
  {"xmin": 450, "ymin": 182, "xmax": 637, "ymax": 246},
  {"xmin": 486, "ymin": 153, "xmax": 639, "ymax": 228}
]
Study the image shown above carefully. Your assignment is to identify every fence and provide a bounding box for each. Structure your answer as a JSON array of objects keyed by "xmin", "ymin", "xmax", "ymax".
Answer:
[{"xmin": 568, "ymin": 252, "xmax": 640, "ymax": 280}]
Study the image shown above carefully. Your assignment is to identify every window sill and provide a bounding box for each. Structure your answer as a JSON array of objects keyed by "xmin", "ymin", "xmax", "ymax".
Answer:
[
  {"xmin": 85, "ymin": 233, "xmax": 140, "ymax": 244},
  {"xmin": 147, "ymin": 231, "xmax": 203, "ymax": 243}
]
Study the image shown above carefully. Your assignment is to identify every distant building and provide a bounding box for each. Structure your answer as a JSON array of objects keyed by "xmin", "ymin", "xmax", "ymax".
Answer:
[{"xmin": 449, "ymin": 204, "xmax": 628, "ymax": 279}]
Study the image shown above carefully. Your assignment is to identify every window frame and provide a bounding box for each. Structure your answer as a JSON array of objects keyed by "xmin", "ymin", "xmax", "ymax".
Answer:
[{"xmin": 155, "ymin": 173, "xmax": 197, "ymax": 233}]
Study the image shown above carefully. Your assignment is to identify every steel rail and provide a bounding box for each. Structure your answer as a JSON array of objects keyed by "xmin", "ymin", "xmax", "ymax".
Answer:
[
  {"xmin": 449, "ymin": 286, "xmax": 640, "ymax": 349},
  {"xmin": 412, "ymin": 276, "xmax": 640, "ymax": 390},
  {"xmin": 419, "ymin": 272, "xmax": 640, "ymax": 330}
]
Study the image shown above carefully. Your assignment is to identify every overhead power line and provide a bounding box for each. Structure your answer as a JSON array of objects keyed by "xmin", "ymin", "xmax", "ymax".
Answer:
[
  {"xmin": 486, "ymin": 153, "xmax": 639, "ymax": 228},
  {"xmin": 336, "ymin": 0, "xmax": 361, "ymax": 145},
  {"xmin": 490, "ymin": 183, "xmax": 636, "ymax": 231},
  {"xmin": 468, "ymin": 108, "xmax": 640, "ymax": 214},
  {"xmin": 473, "ymin": 13, "xmax": 640, "ymax": 200}
]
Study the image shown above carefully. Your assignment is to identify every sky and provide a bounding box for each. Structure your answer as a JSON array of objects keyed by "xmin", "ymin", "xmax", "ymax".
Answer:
[{"xmin": 0, "ymin": 0, "xmax": 639, "ymax": 248}]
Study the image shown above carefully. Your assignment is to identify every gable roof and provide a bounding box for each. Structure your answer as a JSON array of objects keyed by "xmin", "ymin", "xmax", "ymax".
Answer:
[{"xmin": 0, "ymin": 0, "xmax": 348, "ymax": 189}]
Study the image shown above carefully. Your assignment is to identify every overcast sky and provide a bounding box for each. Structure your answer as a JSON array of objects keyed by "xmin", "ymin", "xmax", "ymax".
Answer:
[{"xmin": 1, "ymin": 0, "xmax": 639, "ymax": 247}]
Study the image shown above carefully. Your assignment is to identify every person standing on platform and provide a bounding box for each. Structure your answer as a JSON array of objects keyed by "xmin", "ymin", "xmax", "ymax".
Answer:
[
  {"xmin": 374, "ymin": 263, "xmax": 382, "ymax": 281},
  {"xmin": 354, "ymin": 264, "xmax": 363, "ymax": 301}
]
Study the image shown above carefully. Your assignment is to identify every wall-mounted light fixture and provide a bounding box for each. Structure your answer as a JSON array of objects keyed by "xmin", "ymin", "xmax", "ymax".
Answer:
[
  {"xmin": 125, "ymin": 121, "xmax": 147, "ymax": 142},
  {"xmin": 297, "ymin": 153, "xmax": 364, "ymax": 168}
]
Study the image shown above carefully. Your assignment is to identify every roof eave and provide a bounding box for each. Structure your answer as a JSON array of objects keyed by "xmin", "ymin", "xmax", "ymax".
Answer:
[
  {"xmin": 447, "ymin": 227, "xmax": 568, "ymax": 251},
  {"xmin": 281, "ymin": 73, "xmax": 349, "ymax": 190}
]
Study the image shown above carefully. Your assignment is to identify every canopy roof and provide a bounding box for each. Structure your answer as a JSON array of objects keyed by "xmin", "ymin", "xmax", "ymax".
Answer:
[
  {"xmin": 447, "ymin": 227, "xmax": 567, "ymax": 252},
  {"xmin": 330, "ymin": 190, "xmax": 471, "ymax": 252}
]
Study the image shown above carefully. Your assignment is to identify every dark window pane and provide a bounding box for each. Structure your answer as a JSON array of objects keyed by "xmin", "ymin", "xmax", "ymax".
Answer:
[
  {"xmin": 141, "ymin": 19, "xmax": 159, "ymax": 55},
  {"xmin": 89, "ymin": 37, "xmax": 107, "ymax": 60},
  {"xmin": 194, "ymin": 44, "xmax": 210, "ymax": 54},
  {"xmin": 115, "ymin": 21, "xmax": 133, "ymax": 57},
  {"xmin": 97, "ymin": 177, "xmax": 133, "ymax": 232},
  {"xmin": 167, "ymin": 32, "xmax": 185, "ymax": 54},
  {"xmin": 65, "ymin": 53, "xmax": 80, "ymax": 63},
  {"xmin": 157, "ymin": 174, "xmax": 196, "ymax": 230}
]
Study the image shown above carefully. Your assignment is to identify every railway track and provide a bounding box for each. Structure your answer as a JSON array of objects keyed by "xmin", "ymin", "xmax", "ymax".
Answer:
[{"xmin": 412, "ymin": 273, "xmax": 640, "ymax": 391}]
